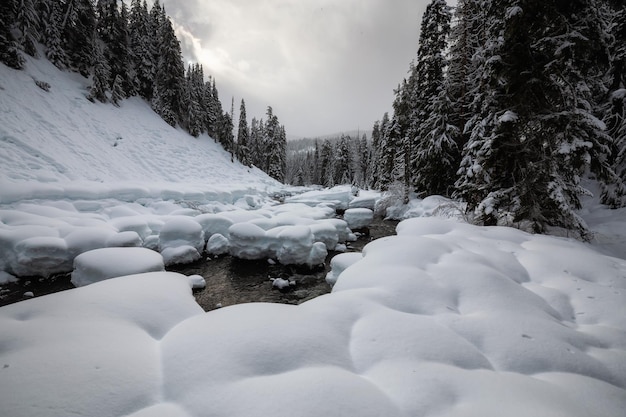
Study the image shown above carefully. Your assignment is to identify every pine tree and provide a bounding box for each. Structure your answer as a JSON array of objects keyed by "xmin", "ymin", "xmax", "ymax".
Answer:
[
  {"xmin": 42, "ymin": 1, "xmax": 68, "ymax": 69},
  {"xmin": 88, "ymin": 37, "xmax": 111, "ymax": 103},
  {"xmin": 376, "ymin": 112, "xmax": 396, "ymax": 191},
  {"xmin": 152, "ymin": 10, "xmax": 185, "ymax": 127},
  {"xmin": 456, "ymin": 0, "xmax": 615, "ymax": 235},
  {"xmin": 129, "ymin": 0, "xmax": 154, "ymax": 99},
  {"xmin": 408, "ymin": 0, "xmax": 455, "ymax": 197},
  {"xmin": 237, "ymin": 99, "xmax": 251, "ymax": 166},
  {"xmin": 319, "ymin": 139, "xmax": 334, "ymax": 187},
  {"xmin": 110, "ymin": 73, "xmax": 124, "ymax": 106},
  {"xmin": 62, "ymin": 0, "xmax": 97, "ymax": 76},
  {"xmin": 335, "ymin": 135, "xmax": 353, "ymax": 185},
  {"xmin": 0, "ymin": 0, "xmax": 24, "ymax": 69},
  {"xmin": 368, "ymin": 120, "xmax": 381, "ymax": 188},
  {"xmin": 602, "ymin": 0, "xmax": 626, "ymax": 207},
  {"xmin": 15, "ymin": 0, "xmax": 40, "ymax": 57}
]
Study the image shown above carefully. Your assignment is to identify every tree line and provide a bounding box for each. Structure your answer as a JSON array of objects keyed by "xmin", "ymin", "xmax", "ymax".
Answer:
[
  {"xmin": 369, "ymin": 0, "xmax": 625, "ymax": 235},
  {"xmin": 0, "ymin": 0, "xmax": 287, "ymax": 182}
]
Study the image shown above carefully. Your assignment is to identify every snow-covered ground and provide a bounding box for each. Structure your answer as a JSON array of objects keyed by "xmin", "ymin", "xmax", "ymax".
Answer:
[{"xmin": 1, "ymin": 56, "xmax": 626, "ymax": 416}]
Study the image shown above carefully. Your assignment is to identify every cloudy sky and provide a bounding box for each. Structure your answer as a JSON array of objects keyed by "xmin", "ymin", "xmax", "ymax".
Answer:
[{"xmin": 161, "ymin": 0, "xmax": 444, "ymax": 138}]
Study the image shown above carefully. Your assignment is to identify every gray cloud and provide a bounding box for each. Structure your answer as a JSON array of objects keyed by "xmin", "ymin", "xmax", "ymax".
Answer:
[{"xmin": 160, "ymin": 0, "xmax": 440, "ymax": 138}]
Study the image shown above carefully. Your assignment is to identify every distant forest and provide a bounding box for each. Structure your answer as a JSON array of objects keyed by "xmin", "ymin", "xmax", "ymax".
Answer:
[{"xmin": 0, "ymin": 0, "xmax": 287, "ymax": 181}]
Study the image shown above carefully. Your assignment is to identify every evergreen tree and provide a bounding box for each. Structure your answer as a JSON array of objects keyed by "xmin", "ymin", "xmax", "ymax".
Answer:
[
  {"xmin": 129, "ymin": 0, "xmax": 154, "ymax": 99},
  {"xmin": 219, "ymin": 110, "xmax": 235, "ymax": 158},
  {"xmin": 88, "ymin": 37, "xmax": 111, "ymax": 103},
  {"xmin": 237, "ymin": 99, "xmax": 251, "ymax": 166},
  {"xmin": 376, "ymin": 112, "xmax": 395, "ymax": 191},
  {"xmin": 335, "ymin": 135, "xmax": 353, "ymax": 185},
  {"xmin": 319, "ymin": 139, "xmax": 334, "ymax": 187},
  {"xmin": 42, "ymin": 1, "xmax": 68, "ymax": 69},
  {"xmin": 368, "ymin": 120, "xmax": 381, "ymax": 188},
  {"xmin": 110, "ymin": 73, "xmax": 124, "ymax": 106},
  {"xmin": 249, "ymin": 117, "xmax": 262, "ymax": 167},
  {"xmin": 62, "ymin": 0, "xmax": 97, "ymax": 76},
  {"xmin": 456, "ymin": 0, "xmax": 616, "ymax": 235},
  {"xmin": 152, "ymin": 10, "xmax": 185, "ymax": 127},
  {"xmin": 0, "ymin": 0, "xmax": 24, "ymax": 69},
  {"xmin": 408, "ymin": 0, "xmax": 455, "ymax": 197},
  {"xmin": 15, "ymin": 0, "xmax": 40, "ymax": 57},
  {"xmin": 602, "ymin": 0, "xmax": 626, "ymax": 207}
]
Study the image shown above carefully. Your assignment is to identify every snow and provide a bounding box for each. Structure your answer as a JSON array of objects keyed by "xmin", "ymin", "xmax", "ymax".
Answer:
[
  {"xmin": 2, "ymin": 51, "xmax": 626, "ymax": 417},
  {"xmin": 343, "ymin": 207, "xmax": 374, "ymax": 229},
  {"xmin": 2, "ymin": 218, "xmax": 626, "ymax": 417},
  {"xmin": 71, "ymin": 247, "xmax": 165, "ymax": 287}
]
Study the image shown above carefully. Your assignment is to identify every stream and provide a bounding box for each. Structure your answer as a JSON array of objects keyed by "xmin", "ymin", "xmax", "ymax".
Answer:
[{"xmin": 0, "ymin": 218, "xmax": 398, "ymax": 309}]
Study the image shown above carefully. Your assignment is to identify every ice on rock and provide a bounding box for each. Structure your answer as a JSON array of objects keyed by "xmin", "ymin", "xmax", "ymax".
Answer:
[
  {"xmin": 71, "ymin": 247, "xmax": 164, "ymax": 286},
  {"xmin": 344, "ymin": 208, "xmax": 373, "ymax": 230},
  {"xmin": 159, "ymin": 217, "xmax": 204, "ymax": 253},
  {"xmin": 325, "ymin": 252, "xmax": 363, "ymax": 286},
  {"xmin": 228, "ymin": 222, "xmax": 269, "ymax": 259},
  {"xmin": 206, "ymin": 233, "xmax": 229, "ymax": 256}
]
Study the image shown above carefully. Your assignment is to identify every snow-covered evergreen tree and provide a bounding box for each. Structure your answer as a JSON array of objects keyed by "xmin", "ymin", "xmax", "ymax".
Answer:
[
  {"xmin": 15, "ymin": 0, "xmax": 40, "ymax": 58},
  {"xmin": 0, "ymin": 0, "xmax": 24, "ymax": 69},
  {"xmin": 152, "ymin": 10, "xmax": 185, "ymax": 127},
  {"xmin": 129, "ymin": 0, "xmax": 154, "ymax": 99},
  {"xmin": 88, "ymin": 37, "xmax": 111, "ymax": 103},
  {"xmin": 42, "ymin": 1, "xmax": 68, "ymax": 69},
  {"xmin": 62, "ymin": 0, "xmax": 97, "ymax": 76},
  {"xmin": 237, "ymin": 99, "xmax": 251, "ymax": 166},
  {"xmin": 409, "ymin": 0, "xmax": 456, "ymax": 197},
  {"xmin": 457, "ymin": 0, "xmax": 617, "ymax": 235}
]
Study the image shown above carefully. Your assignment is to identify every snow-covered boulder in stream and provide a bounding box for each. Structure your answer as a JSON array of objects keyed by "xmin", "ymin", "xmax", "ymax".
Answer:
[
  {"xmin": 343, "ymin": 208, "xmax": 374, "ymax": 230},
  {"xmin": 71, "ymin": 247, "xmax": 164, "ymax": 286}
]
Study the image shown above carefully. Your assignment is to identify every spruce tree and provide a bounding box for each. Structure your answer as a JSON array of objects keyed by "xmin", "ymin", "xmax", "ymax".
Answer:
[
  {"xmin": 88, "ymin": 37, "xmax": 111, "ymax": 103},
  {"xmin": 237, "ymin": 99, "xmax": 251, "ymax": 166},
  {"xmin": 63, "ymin": 0, "xmax": 97, "ymax": 76},
  {"xmin": 456, "ymin": 0, "xmax": 616, "ymax": 235},
  {"xmin": 42, "ymin": 1, "xmax": 68, "ymax": 69},
  {"xmin": 0, "ymin": 0, "xmax": 24, "ymax": 69},
  {"xmin": 15, "ymin": 0, "xmax": 40, "ymax": 57},
  {"xmin": 409, "ymin": 0, "xmax": 456, "ymax": 197},
  {"xmin": 152, "ymin": 10, "xmax": 185, "ymax": 127},
  {"xmin": 129, "ymin": 0, "xmax": 154, "ymax": 99}
]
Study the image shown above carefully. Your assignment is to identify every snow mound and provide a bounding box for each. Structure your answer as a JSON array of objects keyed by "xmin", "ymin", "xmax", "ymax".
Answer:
[
  {"xmin": 2, "ymin": 217, "xmax": 625, "ymax": 417},
  {"xmin": 71, "ymin": 247, "xmax": 165, "ymax": 287},
  {"xmin": 343, "ymin": 208, "xmax": 374, "ymax": 229}
]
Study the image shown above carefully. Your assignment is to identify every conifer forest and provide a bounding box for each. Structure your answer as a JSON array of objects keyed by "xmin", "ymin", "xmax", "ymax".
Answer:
[{"xmin": 1, "ymin": 0, "xmax": 625, "ymax": 236}]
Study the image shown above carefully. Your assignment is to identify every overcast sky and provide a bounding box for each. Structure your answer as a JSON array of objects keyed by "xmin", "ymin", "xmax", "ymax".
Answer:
[{"xmin": 161, "ymin": 0, "xmax": 445, "ymax": 139}]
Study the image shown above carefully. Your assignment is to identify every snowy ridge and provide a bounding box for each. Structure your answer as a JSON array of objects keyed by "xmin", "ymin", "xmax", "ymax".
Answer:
[
  {"xmin": 0, "ymin": 55, "xmax": 280, "ymax": 203},
  {"xmin": 1, "ymin": 218, "xmax": 625, "ymax": 417}
]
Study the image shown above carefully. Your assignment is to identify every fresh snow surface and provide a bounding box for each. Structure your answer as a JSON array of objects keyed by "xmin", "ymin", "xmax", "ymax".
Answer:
[
  {"xmin": 2, "ymin": 54, "xmax": 626, "ymax": 416},
  {"xmin": 2, "ymin": 218, "xmax": 626, "ymax": 417}
]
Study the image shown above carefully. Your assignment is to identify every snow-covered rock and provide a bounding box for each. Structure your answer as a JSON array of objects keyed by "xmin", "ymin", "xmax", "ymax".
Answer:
[
  {"xmin": 343, "ymin": 208, "xmax": 374, "ymax": 229},
  {"xmin": 159, "ymin": 217, "xmax": 204, "ymax": 253},
  {"xmin": 71, "ymin": 247, "xmax": 164, "ymax": 287},
  {"xmin": 206, "ymin": 233, "xmax": 230, "ymax": 256},
  {"xmin": 325, "ymin": 252, "xmax": 362, "ymax": 286}
]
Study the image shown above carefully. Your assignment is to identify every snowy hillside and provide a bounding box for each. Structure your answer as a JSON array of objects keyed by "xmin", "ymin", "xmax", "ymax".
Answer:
[{"xmin": 0, "ymin": 55, "xmax": 280, "ymax": 204}]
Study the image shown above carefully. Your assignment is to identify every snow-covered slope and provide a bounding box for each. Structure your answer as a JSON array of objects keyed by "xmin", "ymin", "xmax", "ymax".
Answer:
[{"xmin": 0, "ymin": 55, "xmax": 280, "ymax": 203}]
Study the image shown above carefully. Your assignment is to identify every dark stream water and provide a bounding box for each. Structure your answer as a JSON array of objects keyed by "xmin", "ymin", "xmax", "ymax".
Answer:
[{"xmin": 0, "ymin": 218, "xmax": 398, "ymax": 309}]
